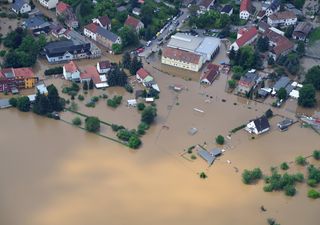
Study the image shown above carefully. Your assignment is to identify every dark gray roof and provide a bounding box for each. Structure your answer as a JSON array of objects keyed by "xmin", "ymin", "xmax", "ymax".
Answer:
[
  {"xmin": 117, "ymin": 6, "xmax": 127, "ymax": 12},
  {"xmin": 285, "ymin": 83, "xmax": 294, "ymax": 94},
  {"xmin": 253, "ymin": 116, "xmax": 270, "ymax": 132},
  {"xmin": 240, "ymin": 72, "xmax": 259, "ymax": 84},
  {"xmin": 11, "ymin": 0, "xmax": 28, "ymax": 11},
  {"xmin": 197, "ymin": 149, "xmax": 216, "ymax": 165},
  {"xmin": 258, "ymin": 89, "xmax": 269, "ymax": 97},
  {"xmin": 97, "ymin": 27, "xmax": 119, "ymax": 42},
  {"xmin": 24, "ymin": 16, "xmax": 51, "ymax": 29},
  {"xmin": 44, "ymin": 40, "xmax": 90, "ymax": 57},
  {"xmin": 273, "ymin": 76, "xmax": 290, "ymax": 91},
  {"xmin": 221, "ymin": 5, "xmax": 233, "ymax": 13},
  {"xmin": 278, "ymin": 118, "xmax": 293, "ymax": 128},
  {"xmin": 258, "ymin": 21, "xmax": 270, "ymax": 31}
]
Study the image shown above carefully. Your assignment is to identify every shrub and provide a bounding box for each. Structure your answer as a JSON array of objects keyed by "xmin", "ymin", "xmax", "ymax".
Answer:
[
  {"xmin": 85, "ymin": 116, "xmax": 100, "ymax": 132},
  {"xmin": 307, "ymin": 165, "xmax": 320, "ymax": 183},
  {"xmin": 307, "ymin": 179, "xmax": 317, "ymax": 187},
  {"xmin": 117, "ymin": 129, "xmax": 132, "ymax": 141},
  {"xmin": 242, "ymin": 168, "xmax": 263, "ymax": 184},
  {"xmin": 228, "ymin": 79, "xmax": 236, "ymax": 89},
  {"xmin": 107, "ymin": 95, "xmax": 122, "ymax": 108},
  {"xmin": 137, "ymin": 102, "xmax": 145, "ymax": 111},
  {"xmin": 263, "ymin": 185, "xmax": 273, "ymax": 192},
  {"xmin": 44, "ymin": 66, "xmax": 63, "ymax": 75},
  {"xmin": 284, "ymin": 185, "xmax": 296, "ymax": 196},
  {"xmin": 0, "ymin": 50, "xmax": 6, "ymax": 57},
  {"xmin": 191, "ymin": 154, "xmax": 197, "ymax": 160},
  {"xmin": 200, "ymin": 172, "xmax": 207, "ymax": 179},
  {"xmin": 69, "ymin": 102, "xmax": 78, "ymax": 111},
  {"xmin": 102, "ymin": 94, "xmax": 108, "ymax": 99},
  {"xmin": 85, "ymin": 101, "xmax": 95, "ymax": 108},
  {"xmin": 125, "ymin": 84, "xmax": 133, "ymax": 93},
  {"xmin": 78, "ymin": 95, "xmax": 84, "ymax": 101},
  {"xmin": 128, "ymin": 135, "xmax": 141, "ymax": 149},
  {"xmin": 111, "ymin": 124, "xmax": 125, "ymax": 132},
  {"xmin": 313, "ymin": 150, "xmax": 320, "ymax": 160},
  {"xmin": 91, "ymin": 96, "xmax": 99, "ymax": 102},
  {"xmin": 72, "ymin": 117, "xmax": 81, "ymax": 126},
  {"xmin": 215, "ymin": 135, "xmax": 225, "ymax": 145},
  {"xmin": 308, "ymin": 189, "xmax": 320, "ymax": 199},
  {"xmin": 280, "ymin": 162, "xmax": 289, "ymax": 170},
  {"xmin": 295, "ymin": 156, "xmax": 306, "ymax": 166},
  {"xmin": 141, "ymin": 106, "xmax": 157, "ymax": 125}
]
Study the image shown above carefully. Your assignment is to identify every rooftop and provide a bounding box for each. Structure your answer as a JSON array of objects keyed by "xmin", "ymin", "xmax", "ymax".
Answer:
[
  {"xmin": 236, "ymin": 27, "xmax": 258, "ymax": 47},
  {"xmin": 201, "ymin": 64, "xmax": 220, "ymax": 83},
  {"xmin": 240, "ymin": 0, "xmax": 251, "ymax": 12},
  {"xmin": 24, "ymin": 16, "xmax": 51, "ymax": 29},
  {"xmin": 98, "ymin": 61, "xmax": 111, "ymax": 70},
  {"xmin": 136, "ymin": 68, "xmax": 151, "ymax": 79},
  {"xmin": 64, "ymin": 61, "xmax": 78, "ymax": 73},
  {"xmin": 163, "ymin": 47, "xmax": 201, "ymax": 64},
  {"xmin": 125, "ymin": 16, "xmax": 142, "ymax": 28},
  {"xmin": 11, "ymin": 0, "xmax": 29, "ymax": 11},
  {"xmin": 168, "ymin": 33, "xmax": 203, "ymax": 52},
  {"xmin": 196, "ymin": 37, "xmax": 221, "ymax": 56},
  {"xmin": 269, "ymin": 11, "xmax": 296, "ymax": 20},
  {"xmin": 221, "ymin": 4, "xmax": 233, "ymax": 13},
  {"xmin": 273, "ymin": 76, "xmax": 290, "ymax": 91},
  {"xmin": 97, "ymin": 27, "xmax": 119, "ymax": 42},
  {"xmin": 56, "ymin": 1, "xmax": 70, "ymax": 13},
  {"xmin": 95, "ymin": 16, "xmax": 110, "ymax": 26},
  {"xmin": 253, "ymin": 116, "xmax": 270, "ymax": 132}
]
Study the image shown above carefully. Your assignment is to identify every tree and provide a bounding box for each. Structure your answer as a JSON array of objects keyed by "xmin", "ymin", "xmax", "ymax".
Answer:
[
  {"xmin": 141, "ymin": 106, "xmax": 157, "ymax": 124},
  {"xmin": 313, "ymin": 150, "xmax": 320, "ymax": 160},
  {"xmin": 122, "ymin": 52, "xmax": 131, "ymax": 69},
  {"xmin": 308, "ymin": 189, "xmax": 320, "ymax": 199},
  {"xmin": 9, "ymin": 97, "xmax": 17, "ymax": 107},
  {"xmin": 3, "ymin": 27, "xmax": 27, "ymax": 49},
  {"xmin": 112, "ymin": 43, "xmax": 122, "ymax": 54},
  {"xmin": 268, "ymin": 57, "xmax": 275, "ymax": 65},
  {"xmin": 298, "ymin": 84, "xmax": 316, "ymax": 108},
  {"xmin": 284, "ymin": 185, "xmax": 296, "ymax": 196},
  {"xmin": 295, "ymin": 156, "xmax": 307, "ymax": 166},
  {"xmin": 33, "ymin": 92, "xmax": 51, "ymax": 115},
  {"xmin": 256, "ymin": 36, "xmax": 269, "ymax": 52},
  {"xmin": 280, "ymin": 162, "xmax": 289, "ymax": 170},
  {"xmin": 89, "ymin": 79, "xmax": 94, "ymax": 90},
  {"xmin": 130, "ymin": 56, "xmax": 143, "ymax": 75},
  {"xmin": 47, "ymin": 84, "xmax": 63, "ymax": 111},
  {"xmin": 242, "ymin": 168, "xmax": 263, "ymax": 184},
  {"xmin": 296, "ymin": 41, "xmax": 305, "ymax": 56},
  {"xmin": 85, "ymin": 116, "xmax": 100, "ymax": 132},
  {"xmin": 128, "ymin": 135, "xmax": 141, "ymax": 149},
  {"xmin": 141, "ymin": 4, "xmax": 154, "ymax": 26},
  {"xmin": 17, "ymin": 96, "xmax": 30, "ymax": 112},
  {"xmin": 215, "ymin": 135, "xmax": 225, "ymax": 145},
  {"xmin": 277, "ymin": 87, "xmax": 287, "ymax": 100},
  {"xmin": 305, "ymin": 66, "xmax": 320, "ymax": 90},
  {"xmin": 83, "ymin": 81, "xmax": 88, "ymax": 90},
  {"xmin": 119, "ymin": 26, "xmax": 139, "ymax": 48},
  {"xmin": 107, "ymin": 65, "xmax": 128, "ymax": 86},
  {"xmin": 137, "ymin": 102, "xmax": 145, "ymax": 111}
]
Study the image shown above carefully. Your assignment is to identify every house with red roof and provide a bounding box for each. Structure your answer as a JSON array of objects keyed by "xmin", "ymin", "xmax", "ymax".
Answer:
[
  {"xmin": 56, "ymin": 1, "xmax": 78, "ymax": 28},
  {"xmin": 63, "ymin": 61, "xmax": 80, "ymax": 81},
  {"xmin": 92, "ymin": 16, "xmax": 111, "ymax": 30},
  {"xmin": 230, "ymin": 27, "xmax": 258, "ymax": 51},
  {"xmin": 200, "ymin": 64, "xmax": 220, "ymax": 85},
  {"xmin": 0, "ymin": 67, "xmax": 38, "ymax": 92},
  {"xmin": 84, "ymin": 22, "xmax": 99, "ymax": 40},
  {"xmin": 124, "ymin": 16, "xmax": 144, "ymax": 32},
  {"xmin": 239, "ymin": 0, "xmax": 251, "ymax": 20},
  {"xmin": 97, "ymin": 61, "xmax": 111, "ymax": 74},
  {"xmin": 80, "ymin": 66, "xmax": 108, "ymax": 88},
  {"xmin": 136, "ymin": 68, "xmax": 154, "ymax": 85}
]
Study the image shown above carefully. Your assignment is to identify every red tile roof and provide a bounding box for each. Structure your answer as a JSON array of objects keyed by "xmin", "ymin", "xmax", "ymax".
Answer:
[
  {"xmin": 236, "ymin": 27, "xmax": 257, "ymax": 47},
  {"xmin": 163, "ymin": 47, "xmax": 201, "ymax": 64},
  {"xmin": 269, "ymin": 11, "xmax": 296, "ymax": 21},
  {"xmin": 272, "ymin": 39, "xmax": 294, "ymax": 57},
  {"xmin": 64, "ymin": 61, "xmax": 78, "ymax": 73},
  {"xmin": 56, "ymin": 2, "xmax": 70, "ymax": 14},
  {"xmin": 125, "ymin": 16, "xmax": 141, "ymax": 29},
  {"xmin": 201, "ymin": 64, "xmax": 220, "ymax": 83},
  {"xmin": 97, "ymin": 16, "xmax": 110, "ymax": 27},
  {"xmin": 83, "ymin": 66, "xmax": 100, "ymax": 84},
  {"xmin": 136, "ymin": 68, "xmax": 150, "ymax": 79},
  {"xmin": 13, "ymin": 68, "xmax": 35, "ymax": 78},
  {"xmin": 84, "ymin": 22, "xmax": 98, "ymax": 33},
  {"xmin": 98, "ymin": 61, "xmax": 111, "ymax": 70},
  {"xmin": 240, "ymin": 0, "xmax": 251, "ymax": 12}
]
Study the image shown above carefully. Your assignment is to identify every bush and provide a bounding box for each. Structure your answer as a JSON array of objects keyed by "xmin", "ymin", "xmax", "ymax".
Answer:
[
  {"xmin": 200, "ymin": 172, "xmax": 207, "ymax": 179},
  {"xmin": 44, "ymin": 66, "xmax": 63, "ymax": 76},
  {"xmin": 284, "ymin": 185, "xmax": 296, "ymax": 196},
  {"xmin": 228, "ymin": 79, "xmax": 236, "ymax": 89},
  {"xmin": 137, "ymin": 102, "xmax": 145, "ymax": 111},
  {"xmin": 117, "ymin": 129, "xmax": 132, "ymax": 141},
  {"xmin": 91, "ymin": 96, "xmax": 99, "ymax": 102},
  {"xmin": 111, "ymin": 124, "xmax": 125, "ymax": 132},
  {"xmin": 141, "ymin": 106, "xmax": 157, "ymax": 125},
  {"xmin": 9, "ymin": 97, "xmax": 17, "ymax": 107},
  {"xmin": 313, "ymin": 150, "xmax": 320, "ymax": 160},
  {"xmin": 78, "ymin": 95, "xmax": 84, "ymax": 101},
  {"xmin": 307, "ymin": 165, "xmax": 320, "ymax": 184},
  {"xmin": 308, "ymin": 189, "xmax": 320, "ymax": 199},
  {"xmin": 107, "ymin": 95, "xmax": 122, "ymax": 108},
  {"xmin": 307, "ymin": 179, "xmax": 317, "ymax": 187},
  {"xmin": 72, "ymin": 117, "xmax": 81, "ymax": 126},
  {"xmin": 280, "ymin": 162, "xmax": 289, "ymax": 170},
  {"xmin": 125, "ymin": 84, "xmax": 133, "ymax": 93},
  {"xmin": 295, "ymin": 156, "xmax": 306, "ymax": 166},
  {"xmin": 85, "ymin": 117, "xmax": 100, "ymax": 132},
  {"xmin": 85, "ymin": 101, "xmax": 95, "ymax": 108},
  {"xmin": 191, "ymin": 154, "xmax": 197, "ymax": 160},
  {"xmin": 0, "ymin": 50, "xmax": 6, "ymax": 57},
  {"xmin": 215, "ymin": 135, "xmax": 225, "ymax": 145},
  {"xmin": 128, "ymin": 135, "xmax": 141, "ymax": 149},
  {"xmin": 242, "ymin": 168, "xmax": 263, "ymax": 184}
]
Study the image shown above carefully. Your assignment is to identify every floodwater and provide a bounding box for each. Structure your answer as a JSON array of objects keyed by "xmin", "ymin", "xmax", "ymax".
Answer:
[{"xmin": 1, "ymin": 40, "xmax": 320, "ymax": 225}]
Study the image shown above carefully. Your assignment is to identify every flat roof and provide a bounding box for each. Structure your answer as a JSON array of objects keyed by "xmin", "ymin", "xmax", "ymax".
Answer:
[
  {"xmin": 167, "ymin": 33, "xmax": 203, "ymax": 52},
  {"xmin": 196, "ymin": 37, "xmax": 220, "ymax": 56}
]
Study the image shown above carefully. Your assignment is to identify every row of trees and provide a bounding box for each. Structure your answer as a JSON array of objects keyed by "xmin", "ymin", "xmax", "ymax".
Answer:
[
  {"xmin": 3, "ymin": 27, "xmax": 46, "ymax": 68},
  {"xmin": 122, "ymin": 52, "xmax": 143, "ymax": 75}
]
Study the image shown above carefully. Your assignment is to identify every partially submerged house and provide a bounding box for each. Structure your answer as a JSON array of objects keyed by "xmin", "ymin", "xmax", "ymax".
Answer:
[
  {"xmin": 277, "ymin": 118, "xmax": 293, "ymax": 131},
  {"xmin": 245, "ymin": 116, "xmax": 270, "ymax": 135},
  {"xmin": 97, "ymin": 61, "xmax": 111, "ymax": 74},
  {"xmin": 196, "ymin": 146, "xmax": 223, "ymax": 166},
  {"xmin": 23, "ymin": 15, "xmax": 52, "ymax": 35},
  {"xmin": 63, "ymin": 61, "xmax": 80, "ymax": 81},
  {"xmin": 136, "ymin": 68, "xmax": 154, "ymax": 85},
  {"xmin": 80, "ymin": 66, "xmax": 108, "ymax": 89},
  {"xmin": 236, "ymin": 71, "xmax": 259, "ymax": 96},
  {"xmin": 200, "ymin": 63, "xmax": 220, "ymax": 85},
  {"xmin": 124, "ymin": 16, "xmax": 144, "ymax": 32},
  {"xmin": 11, "ymin": 0, "xmax": 31, "ymax": 14}
]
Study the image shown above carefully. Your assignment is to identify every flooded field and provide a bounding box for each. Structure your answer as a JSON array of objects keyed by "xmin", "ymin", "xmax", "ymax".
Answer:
[{"xmin": 1, "ymin": 54, "xmax": 320, "ymax": 225}]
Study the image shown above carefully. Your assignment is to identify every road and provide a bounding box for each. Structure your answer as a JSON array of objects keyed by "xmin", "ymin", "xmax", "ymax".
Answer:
[{"xmin": 139, "ymin": 8, "xmax": 190, "ymax": 58}]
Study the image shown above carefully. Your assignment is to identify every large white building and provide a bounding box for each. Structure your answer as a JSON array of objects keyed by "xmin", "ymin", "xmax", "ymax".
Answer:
[{"xmin": 38, "ymin": 0, "xmax": 58, "ymax": 9}]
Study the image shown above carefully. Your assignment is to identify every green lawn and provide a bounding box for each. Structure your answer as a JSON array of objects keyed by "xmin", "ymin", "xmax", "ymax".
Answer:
[{"xmin": 308, "ymin": 27, "xmax": 320, "ymax": 45}]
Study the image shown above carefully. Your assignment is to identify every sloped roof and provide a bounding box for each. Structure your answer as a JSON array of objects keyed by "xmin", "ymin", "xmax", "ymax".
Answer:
[
  {"xmin": 221, "ymin": 4, "xmax": 233, "ymax": 13},
  {"xmin": 24, "ymin": 16, "xmax": 51, "ymax": 29},
  {"xmin": 293, "ymin": 22, "xmax": 312, "ymax": 35},
  {"xmin": 163, "ymin": 47, "xmax": 201, "ymax": 64},
  {"xmin": 253, "ymin": 116, "xmax": 270, "ymax": 132},
  {"xmin": 13, "ymin": 67, "xmax": 35, "ymax": 78},
  {"xmin": 64, "ymin": 61, "xmax": 78, "ymax": 73},
  {"xmin": 12, "ymin": 0, "xmax": 29, "ymax": 11},
  {"xmin": 125, "ymin": 16, "xmax": 142, "ymax": 28},
  {"xmin": 97, "ymin": 16, "xmax": 110, "ymax": 27},
  {"xmin": 272, "ymin": 39, "xmax": 294, "ymax": 57},
  {"xmin": 199, "ymin": 0, "xmax": 214, "ymax": 8},
  {"xmin": 236, "ymin": 27, "xmax": 257, "ymax": 47},
  {"xmin": 136, "ymin": 68, "xmax": 150, "ymax": 79},
  {"xmin": 269, "ymin": 11, "xmax": 296, "ymax": 21},
  {"xmin": 96, "ymin": 27, "xmax": 119, "ymax": 42},
  {"xmin": 201, "ymin": 64, "xmax": 220, "ymax": 83},
  {"xmin": 240, "ymin": 0, "xmax": 251, "ymax": 12},
  {"xmin": 56, "ymin": 1, "xmax": 70, "ymax": 14},
  {"xmin": 84, "ymin": 22, "xmax": 99, "ymax": 33},
  {"xmin": 98, "ymin": 61, "xmax": 111, "ymax": 70},
  {"xmin": 239, "ymin": 72, "xmax": 258, "ymax": 87}
]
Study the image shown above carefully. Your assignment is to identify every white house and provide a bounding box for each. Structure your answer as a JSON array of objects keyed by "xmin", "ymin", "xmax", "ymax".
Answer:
[
  {"xmin": 97, "ymin": 61, "xmax": 111, "ymax": 74},
  {"xmin": 136, "ymin": 68, "xmax": 154, "ymax": 84},
  {"xmin": 84, "ymin": 23, "xmax": 98, "ymax": 41},
  {"xmin": 38, "ymin": 0, "xmax": 58, "ymax": 9},
  {"xmin": 63, "ymin": 61, "xmax": 80, "ymax": 81},
  {"xmin": 229, "ymin": 27, "xmax": 258, "ymax": 51},
  {"xmin": 92, "ymin": 16, "xmax": 111, "ymax": 30},
  {"xmin": 239, "ymin": 0, "xmax": 251, "ymax": 20},
  {"xmin": 245, "ymin": 116, "xmax": 270, "ymax": 135},
  {"xmin": 267, "ymin": 11, "xmax": 297, "ymax": 27},
  {"xmin": 11, "ymin": 0, "xmax": 31, "ymax": 14}
]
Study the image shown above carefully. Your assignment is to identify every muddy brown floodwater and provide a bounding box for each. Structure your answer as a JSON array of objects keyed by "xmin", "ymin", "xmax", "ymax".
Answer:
[{"xmin": 1, "ymin": 52, "xmax": 320, "ymax": 225}]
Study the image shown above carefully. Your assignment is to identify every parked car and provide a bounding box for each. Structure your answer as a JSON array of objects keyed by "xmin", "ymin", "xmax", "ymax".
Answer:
[
  {"xmin": 136, "ymin": 48, "xmax": 144, "ymax": 53},
  {"xmin": 146, "ymin": 41, "xmax": 152, "ymax": 47}
]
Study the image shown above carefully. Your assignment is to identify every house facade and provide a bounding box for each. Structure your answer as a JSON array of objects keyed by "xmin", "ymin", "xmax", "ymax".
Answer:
[
  {"xmin": 97, "ymin": 61, "xmax": 111, "ymax": 74},
  {"xmin": 63, "ymin": 61, "xmax": 80, "ymax": 81},
  {"xmin": 239, "ymin": 0, "xmax": 251, "ymax": 20},
  {"xmin": 265, "ymin": 0, "xmax": 280, "ymax": 16},
  {"xmin": 38, "ymin": 0, "xmax": 58, "ymax": 9},
  {"xmin": 200, "ymin": 64, "xmax": 220, "ymax": 85},
  {"xmin": 0, "ymin": 67, "xmax": 38, "ymax": 92},
  {"xmin": 11, "ymin": 0, "xmax": 31, "ymax": 14},
  {"xmin": 161, "ymin": 47, "xmax": 204, "ymax": 72},
  {"xmin": 267, "ymin": 11, "xmax": 297, "ymax": 27},
  {"xmin": 136, "ymin": 68, "xmax": 154, "ymax": 84}
]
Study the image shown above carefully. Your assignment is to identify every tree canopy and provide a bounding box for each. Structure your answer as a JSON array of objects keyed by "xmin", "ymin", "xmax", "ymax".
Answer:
[
  {"xmin": 298, "ymin": 84, "xmax": 316, "ymax": 108},
  {"xmin": 141, "ymin": 106, "xmax": 157, "ymax": 125},
  {"xmin": 305, "ymin": 65, "xmax": 320, "ymax": 90}
]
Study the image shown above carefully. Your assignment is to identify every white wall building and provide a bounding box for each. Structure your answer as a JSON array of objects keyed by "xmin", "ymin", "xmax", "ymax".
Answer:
[
  {"xmin": 267, "ymin": 11, "xmax": 297, "ymax": 27},
  {"xmin": 38, "ymin": 0, "xmax": 58, "ymax": 9}
]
